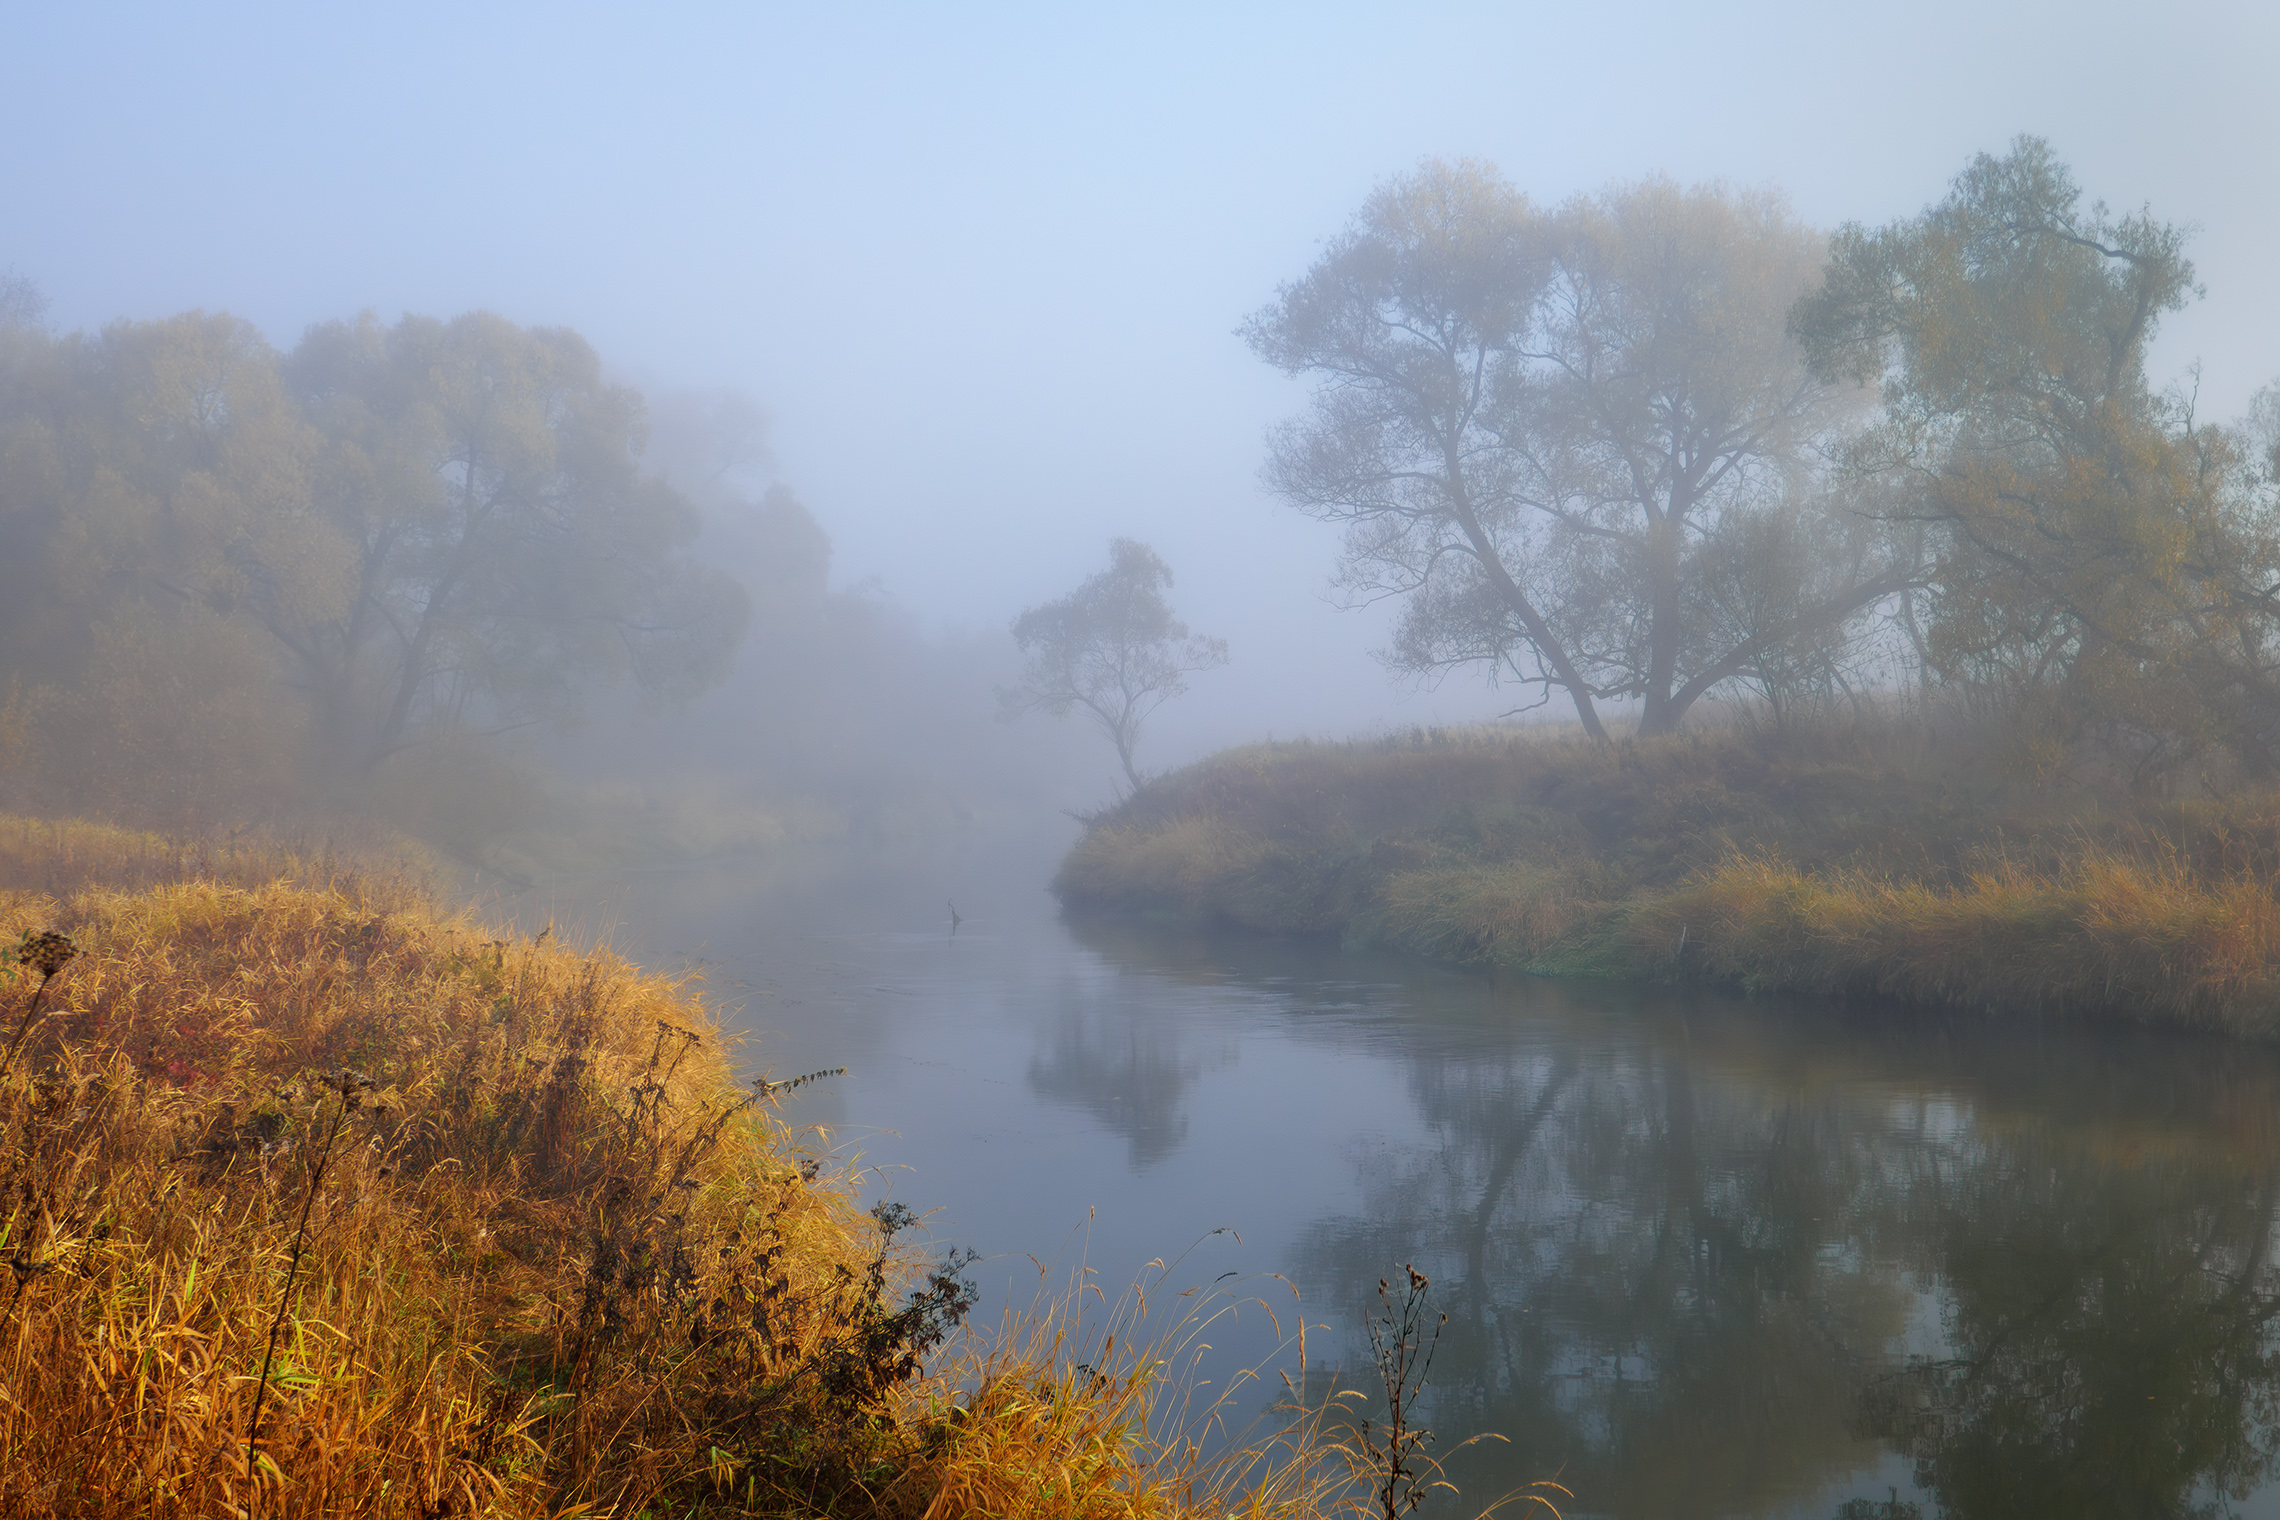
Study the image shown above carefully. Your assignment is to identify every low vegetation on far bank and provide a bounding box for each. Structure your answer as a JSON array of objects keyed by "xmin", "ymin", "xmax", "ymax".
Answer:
[
  {"xmin": 1056, "ymin": 715, "xmax": 2280, "ymax": 1036},
  {"xmin": 0, "ymin": 818, "xmax": 1425, "ymax": 1519}
]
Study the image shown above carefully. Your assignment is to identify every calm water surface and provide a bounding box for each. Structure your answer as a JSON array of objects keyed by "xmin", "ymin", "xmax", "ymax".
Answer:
[{"xmin": 502, "ymin": 826, "xmax": 2280, "ymax": 1520}]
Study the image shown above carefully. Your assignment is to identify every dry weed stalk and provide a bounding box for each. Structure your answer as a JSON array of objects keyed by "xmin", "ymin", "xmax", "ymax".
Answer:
[
  {"xmin": 0, "ymin": 929, "xmax": 77, "ymax": 1087},
  {"xmin": 1326, "ymin": 1266, "xmax": 1564, "ymax": 1520},
  {"xmin": 246, "ymin": 1065, "xmax": 374, "ymax": 1480}
]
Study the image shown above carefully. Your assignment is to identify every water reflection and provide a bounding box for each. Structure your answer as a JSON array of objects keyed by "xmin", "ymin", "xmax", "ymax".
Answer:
[
  {"xmin": 1066, "ymin": 917, "xmax": 2280, "ymax": 1519},
  {"xmin": 1879, "ymin": 1142, "xmax": 2280, "ymax": 1519},
  {"xmin": 1026, "ymin": 1007, "xmax": 1230, "ymax": 1168}
]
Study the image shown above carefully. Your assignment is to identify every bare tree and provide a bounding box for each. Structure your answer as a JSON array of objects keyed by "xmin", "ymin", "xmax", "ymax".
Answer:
[
  {"xmin": 1245, "ymin": 161, "xmax": 1920, "ymax": 736},
  {"xmin": 1002, "ymin": 539, "xmax": 1227, "ymax": 789}
]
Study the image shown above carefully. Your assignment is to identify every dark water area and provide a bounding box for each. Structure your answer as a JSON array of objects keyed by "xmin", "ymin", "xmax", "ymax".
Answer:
[{"xmin": 497, "ymin": 825, "xmax": 2280, "ymax": 1520}]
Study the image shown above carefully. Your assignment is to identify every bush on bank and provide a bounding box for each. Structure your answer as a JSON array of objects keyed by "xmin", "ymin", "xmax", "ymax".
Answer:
[{"xmin": 1055, "ymin": 720, "xmax": 2280, "ymax": 1035}]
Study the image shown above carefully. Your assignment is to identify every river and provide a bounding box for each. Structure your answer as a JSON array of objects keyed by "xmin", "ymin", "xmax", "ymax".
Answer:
[{"xmin": 499, "ymin": 822, "xmax": 2280, "ymax": 1520}]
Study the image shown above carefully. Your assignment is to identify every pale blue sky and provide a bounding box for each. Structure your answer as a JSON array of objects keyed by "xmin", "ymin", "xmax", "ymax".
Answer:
[{"xmin": 9, "ymin": 1, "xmax": 2277, "ymax": 754}]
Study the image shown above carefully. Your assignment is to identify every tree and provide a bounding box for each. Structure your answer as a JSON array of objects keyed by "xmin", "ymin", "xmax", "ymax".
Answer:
[
  {"xmin": 1245, "ymin": 160, "xmax": 1919, "ymax": 737},
  {"xmin": 0, "ymin": 306, "xmax": 752, "ymax": 824},
  {"xmin": 1002, "ymin": 539, "xmax": 1227, "ymax": 789},
  {"xmin": 0, "ymin": 270, "xmax": 44, "ymax": 331},
  {"xmin": 274, "ymin": 311, "xmax": 750, "ymax": 770},
  {"xmin": 0, "ymin": 311, "xmax": 330, "ymax": 820},
  {"xmin": 1792, "ymin": 137, "xmax": 2280, "ymax": 778}
]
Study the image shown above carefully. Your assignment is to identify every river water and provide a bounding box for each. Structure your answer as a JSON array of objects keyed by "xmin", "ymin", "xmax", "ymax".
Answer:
[{"xmin": 502, "ymin": 824, "xmax": 2280, "ymax": 1520}]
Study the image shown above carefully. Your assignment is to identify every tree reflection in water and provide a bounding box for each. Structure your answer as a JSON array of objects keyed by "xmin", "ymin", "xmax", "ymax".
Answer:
[
  {"xmin": 1021, "ymin": 951, "xmax": 1239, "ymax": 1170},
  {"xmin": 1027, "ymin": 1008, "xmax": 1226, "ymax": 1168},
  {"xmin": 1064, "ymin": 917, "xmax": 2280, "ymax": 1519},
  {"xmin": 1871, "ymin": 1144, "xmax": 2280, "ymax": 1519}
]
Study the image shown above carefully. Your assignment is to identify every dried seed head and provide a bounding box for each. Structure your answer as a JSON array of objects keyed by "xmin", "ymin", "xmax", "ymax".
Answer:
[
  {"xmin": 325, "ymin": 1067, "xmax": 377, "ymax": 1110},
  {"xmin": 17, "ymin": 930, "xmax": 77, "ymax": 978}
]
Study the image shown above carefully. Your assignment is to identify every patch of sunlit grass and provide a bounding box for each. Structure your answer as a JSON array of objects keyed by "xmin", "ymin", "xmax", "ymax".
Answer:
[
  {"xmin": 0, "ymin": 877, "xmax": 878, "ymax": 1514},
  {"xmin": 894, "ymin": 1259, "xmax": 1332, "ymax": 1520},
  {"xmin": 0, "ymin": 810, "xmax": 430, "ymax": 905}
]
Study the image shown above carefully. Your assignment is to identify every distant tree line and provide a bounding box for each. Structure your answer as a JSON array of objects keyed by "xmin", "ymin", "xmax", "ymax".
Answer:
[
  {"xmin": 0, "ymin": 300, "xmax": 748, "ymax": 826},
  {"xmin": 1253, "ymin": 138, "xmax": 2280, "ymax": 785}
]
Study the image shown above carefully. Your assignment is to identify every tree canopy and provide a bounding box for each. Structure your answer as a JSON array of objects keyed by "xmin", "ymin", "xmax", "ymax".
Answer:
[
  {"xmin": 0, "ymin": 303, "xmax": 748, "ymax": 823},
  {"xmin": 1247, "ymin": 161, "xmax": 1917, "ymax": 736},
  {"xmin": 1794, "ymin": 136, "xmax": 2280, "ymax": 778}
]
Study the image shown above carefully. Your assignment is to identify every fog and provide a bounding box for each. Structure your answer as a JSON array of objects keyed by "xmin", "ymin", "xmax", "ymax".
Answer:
[
  {"xmin": 20, "ymin": 17, "xmax": 2280, "ymax": 1509},
  {"xmin": 9, "ymin": 2, "xmax": 2278, "ymax": 797}
]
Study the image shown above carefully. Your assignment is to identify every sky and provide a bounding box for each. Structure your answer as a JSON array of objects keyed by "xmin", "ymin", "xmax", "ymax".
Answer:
[{"xmin": 8, "ymin": 0, "xmax": 2280, "ymax": 763}]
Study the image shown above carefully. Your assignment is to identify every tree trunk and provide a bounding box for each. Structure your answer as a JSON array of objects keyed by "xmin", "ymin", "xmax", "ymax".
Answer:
[
  {"xmin": 1637, "ymin": 510, "xmax": 1687, "ymax": 736},
  {"xmin": 1442, "ymin": 461, "xmax": 1609, "ymax": 741}
]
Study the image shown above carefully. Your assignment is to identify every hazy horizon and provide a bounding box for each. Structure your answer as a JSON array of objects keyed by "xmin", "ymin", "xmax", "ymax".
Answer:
[{"xmin": 11, "ymin": 0, "xmax": 2278, "ymax": 771}]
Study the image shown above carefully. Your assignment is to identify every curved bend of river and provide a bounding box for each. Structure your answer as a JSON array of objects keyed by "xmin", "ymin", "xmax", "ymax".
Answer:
[{"xmin": 501, "ymin": 825, "xmax": 2280, "ymax": 1520}]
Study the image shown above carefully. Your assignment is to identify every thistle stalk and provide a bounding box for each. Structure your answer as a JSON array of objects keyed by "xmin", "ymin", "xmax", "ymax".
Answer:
[{"xmin": 0, "ymin": 930, "xmax": 77, "ymax": 1088}]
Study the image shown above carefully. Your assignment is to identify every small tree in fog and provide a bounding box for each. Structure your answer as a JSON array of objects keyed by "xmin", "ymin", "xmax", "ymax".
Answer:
[{"xmin": 1002, "ymin": 539, "xmax": 1227, "ymax": 790}]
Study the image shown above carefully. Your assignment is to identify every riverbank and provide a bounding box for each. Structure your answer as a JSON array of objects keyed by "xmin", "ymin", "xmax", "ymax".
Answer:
[
  {"xmin": 0, "ymin": 818, "xmax": 1355, "ymax": 1518},
  {"xmin": 1056, "ymin": 721, "xmax": 2280, "ymax": 1036}
]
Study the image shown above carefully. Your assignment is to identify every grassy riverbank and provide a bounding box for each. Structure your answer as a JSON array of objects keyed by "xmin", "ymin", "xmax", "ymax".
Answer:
[
  {"xmin": 0, "ymin": 818, "xmax": 1370, "ymax": 1519},
  {"xmin": 1057, "ymin": 720, "xmax": 2280, "ymax": 1035}
]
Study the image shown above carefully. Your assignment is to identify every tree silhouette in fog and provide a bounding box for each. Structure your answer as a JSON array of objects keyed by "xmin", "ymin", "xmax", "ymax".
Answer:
[
  {"xmin": 1247, "ymin": 161, "xmax": 1916, "ymax": 737},
  {"xmin": 1001, "ymin": 539, "xmax": 1226, "ymax": 791},
  {"xmin": 0, "ymin": 301, "xmax": 748, "ymax": 825}
]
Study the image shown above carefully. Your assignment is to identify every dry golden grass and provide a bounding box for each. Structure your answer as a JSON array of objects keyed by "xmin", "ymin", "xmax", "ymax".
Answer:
[
  {"xmin": 1056, "ymin": 818, "xmax": 1274, "ymax": 919},
  {"xmin": 881, "ymin": 1271, "xmax": 1328, "ymax": 1520},
  {"xmin": 1636, "ymin": 850, "xmax": 2280, "ymax": 1034},
  {"xmin": 0, "ymin": 875, "xmax": 874, "ymax": 1516},
  {"xmin": 0, "ymin": 822, "xmax": 1477, "ymax": 1519},
  {"xmin": 1369, "ymin": 863, "xmax": 1609, "ymax": 967},
  {"xmin": 0, "ymin": 812, "xmax": 431, "ymax": 903}
]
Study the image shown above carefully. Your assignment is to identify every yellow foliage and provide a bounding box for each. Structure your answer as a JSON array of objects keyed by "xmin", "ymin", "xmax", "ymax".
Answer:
[{"xmin": 25, "ymin": 604, "xmax": 312, "ymax": 827}]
